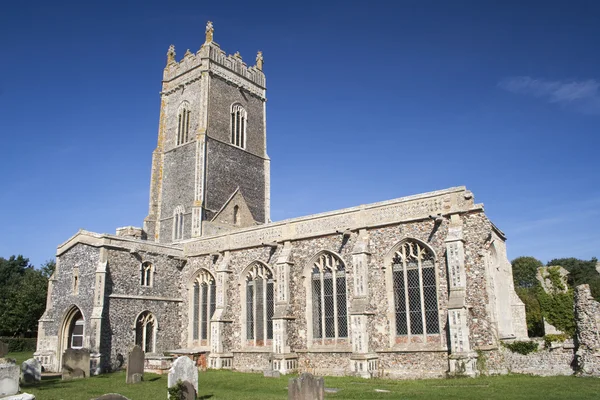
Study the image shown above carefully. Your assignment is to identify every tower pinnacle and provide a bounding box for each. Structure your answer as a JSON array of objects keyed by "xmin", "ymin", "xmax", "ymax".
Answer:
[
  {"xmin": 166, "ymin": 45, "xmax": 176, "ymax": 65},
  {"xmin": 205, "ymin": 21, "xmax": 214, "ymax": 43},
  {"xmin": 256, "ymin": 51, "xmax": 264, "ymax": 70}
]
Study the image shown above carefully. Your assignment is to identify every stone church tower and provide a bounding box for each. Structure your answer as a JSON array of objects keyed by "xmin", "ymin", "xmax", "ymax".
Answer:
[{"xmin": 144, "ymin": 22, "xmax": 269, "ymax": 243}]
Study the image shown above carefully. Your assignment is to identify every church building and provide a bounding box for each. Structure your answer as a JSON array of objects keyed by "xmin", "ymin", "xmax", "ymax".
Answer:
[{"xmin": 35, "ymin": 22, "xmax": 527, "ymax": 379}]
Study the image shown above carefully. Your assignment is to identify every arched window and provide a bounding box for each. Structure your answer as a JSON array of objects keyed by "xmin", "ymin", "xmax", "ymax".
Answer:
[
  {"xmin": 392, "ymin": 240, "xmax": 439, "ymax": 337},
  {"xmin": 135, "ymin": 311, "xmax": 156, "ymax": 353},
  {"xmin": 141, "ymin": 262, "xmax": 153, "ymax": 287},
  {"xmin": 177, "ymin": 103, "xmax": 191, "ymax": 146},
  {"xmin": 233, "ymin": 205, "xmax": 239, "ymax": 226},
  {"xmin": 311, "ymin": 252, "xmax": 348, "ymax": 342},
  {"xmin": 173, "ymin": 205, "xmax": 185, "ymax": 241},
  {"xmin": 192, "ymin": 270, "xmax": 216, "ymax": 342},
  {"xmin": 69, "ymin": 312, "xmax": 84, "ymax": 349},
  {"xmin": 230, "ymin": 104, "xmax": 247, "ymax": 149},
  {"xmin": 245, "ymin": 262, "xmax": 274, "ymax": 346}
]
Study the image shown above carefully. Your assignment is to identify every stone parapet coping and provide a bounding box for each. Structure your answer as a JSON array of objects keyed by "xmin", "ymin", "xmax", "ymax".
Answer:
[
  {"xmin": 56, "ymin": 229, "xmax": 183, "ymax": 258},
  {"xmin": 108, "ymin": 294, "xmax": 183, "ymax": 302},
  {"xmin": 184, "ymin": 186, "xmax": 483, "ymax": 256}
]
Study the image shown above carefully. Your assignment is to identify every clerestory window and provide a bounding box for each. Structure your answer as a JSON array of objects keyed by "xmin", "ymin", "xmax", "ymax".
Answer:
[
  {"xmin": 311, "ymin": 252, "xmax": 348, "ymax": 343},
  {"xmin": 141, "ymin": 262, "xmax": 153, "ymax": 287},
  {"xmin": 245, "ymin": 262, "xmax": 274, "ymax": 346},
  {"xmin": 177, "ymin": 103, "xmax": 191, "ymax": 146},
  {"xmin": 392, "ymin": 240, "xmax": 439, "ymax": 337},
  {"xmin": 192, "ymin": 270, "xmax": 216, "ymax": 342},
  {"xmin": 230, "ymin": 104, "xmax": 247, "ymax": 149}
]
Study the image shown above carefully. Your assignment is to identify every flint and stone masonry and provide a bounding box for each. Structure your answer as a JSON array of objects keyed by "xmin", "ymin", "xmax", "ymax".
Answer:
[{"xmin": 36, "ymin": 23, "xmax": 532, "ymax": 379}]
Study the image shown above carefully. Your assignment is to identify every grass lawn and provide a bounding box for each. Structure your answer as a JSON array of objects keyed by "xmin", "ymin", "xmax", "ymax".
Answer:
[
  {"xmin": 8, "ymin": 352, "xmax": 600, "ymax": 400},
  {"xmin": 5, "ymin": 351, "xmax": 34, "ymax": 365}
]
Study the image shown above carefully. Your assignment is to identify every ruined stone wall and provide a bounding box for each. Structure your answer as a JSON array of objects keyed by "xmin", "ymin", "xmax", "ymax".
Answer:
[
  {"xmin": 574, "ymin": 284, "xmax": 600, "ymax": 376},
  {"xmin": 483, "ymin": 341, "xmax": 575, "ymax": 376},
  {"xmin": 377, "ymin": 351, "xmax": 448, "ymax": 379}
]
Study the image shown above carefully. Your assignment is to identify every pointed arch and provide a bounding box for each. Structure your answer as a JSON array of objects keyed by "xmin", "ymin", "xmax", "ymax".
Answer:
[
  {"xmin": 134, "ymin": 310, "xmax": 157, "ymax": 353},
  {"xmin": 239, "ymin": 261, "xmax": 274, "ymax": 346},
  {"xmin": 230, "ymin": 103, "xmax": 247, "ymax": 149},
  {"xmin": 58, "ymin": 305, "xmax": 85, "ymax": 368},
  {"xmin": 173, "ymin": 205, "xmax": 185, "ymax": 241},
  {"xmin": 304, "ymin": 250, "xmax": 349, "ymax": 347},
  {"xmin": 384, "ymin": 238, "xmax": 440, "ymax": 346},
  {"xmin": 177, "ymin": 101, "xmax": 191, "ymax": 146},
  {"xmin": 188, "ymin": 269, "xmax": 216, "ymax": 345}
]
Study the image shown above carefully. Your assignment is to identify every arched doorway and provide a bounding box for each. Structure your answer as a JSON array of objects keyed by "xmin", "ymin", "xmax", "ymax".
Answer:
[{"xmin": 58, "ymin": 305, "xmax": 85, "ymax": 368}]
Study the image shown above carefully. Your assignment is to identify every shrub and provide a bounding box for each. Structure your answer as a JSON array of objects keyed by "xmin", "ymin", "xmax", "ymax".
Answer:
[
  {"xmin": 503, "ymin": 340, "xmax": 539, "ymax": 355},
  {"xmin": 0, "ymin": 337, "xmax": 37, "ymax": 352},
  {"xmin": 544, "ymin": 333, "xmax": 570, "ymax": 348}
]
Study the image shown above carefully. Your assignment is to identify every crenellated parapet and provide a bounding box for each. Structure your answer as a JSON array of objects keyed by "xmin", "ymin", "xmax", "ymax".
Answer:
[{"xmin": 161, "ymin": 21, "xmax": 266, "ymax": 98}]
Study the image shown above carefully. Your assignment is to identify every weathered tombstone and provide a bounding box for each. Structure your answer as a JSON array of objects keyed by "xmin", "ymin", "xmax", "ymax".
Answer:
[
  {"xmin": 0, "ymin": 341, "xmax": 8, "ymax": 357},
  {"xmin": 95, "ymin": 394, "xmax": 131, "ymax": 400},
  {"xmin": 126, "ymin": 345, "xmax": 144, "ymax": 384},
  {"xmin": 62, "ymin": 348, "xmax": 90, "ymax": 380},
  {"xmin": 181, "ymin": 380, "xmax": 197, "ymax": 400},
  {"xmin": 168, "ymin": 357, "xmax": 198, "ymax": 398},
  {"xmin": 21, "ymin": 358, "xmax": 42, "ymax": 383},
  {"xmin": 263, "ymin": 368, "xmax": 280, "ymax": 378},
  {"xmin": 288, "ymin": 373, "xmax": 324, "ymax": 400},
  {"xmin": 0, "ymin": 360, "xmax": 20, "ymax": 397}
]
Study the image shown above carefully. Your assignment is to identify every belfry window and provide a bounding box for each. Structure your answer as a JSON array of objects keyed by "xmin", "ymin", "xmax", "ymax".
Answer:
[
  {"xmin": 192, "ymin": 270, "xmax": 216, "ymax": 342},
  {"xmin": 135, "ymin": 311, "xmax": 156, "ymax": 353},
  {"xmin": 230, "ymin": 104, "xmax": 247, "ymax": 149},
  {"xmin": 141, "ymin": 262, "xmax": 153, "ymax": 287},
  {"xmin": 245, "ymin": 263, "xmax": 274, "ymax": 345},
  {"xmin": 173, "ymin": 206, "xmax": 185, "ymax": 241},
  {"xmin": 392, "ymin": 240, "xmax": 439, "ymax": 336},
  {"xmin": 311, "ymin": 253, "xmax": 348, "ymax": 342},
  {"xmin": 177, "ymin": 104, "xmax": 191, "ymax": 146}
]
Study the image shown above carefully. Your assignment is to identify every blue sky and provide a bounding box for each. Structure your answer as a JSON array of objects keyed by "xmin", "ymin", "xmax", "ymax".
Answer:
[{"xmin": 1, "ymin": 1, "xmax": 598, "ymax": 268}]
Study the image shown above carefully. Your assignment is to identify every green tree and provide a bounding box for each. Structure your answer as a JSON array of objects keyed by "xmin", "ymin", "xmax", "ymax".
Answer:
[
  {"xmin": 511, "ymin": 256, "xmax": 543, "ymax": 289},
  {"xmin": 0, "ymin": 256, "xmax": 51, "ymax": 336},
  {"xmin": 41, "ymin": 259, "xmax": 56, "ymax": 279},
  {"xmin": 547, "ymin": 257, "xmax": 600, "ymax": 301},
  {"xmin": 515, "ymin": 287, "xmax": 544, "ymax": 337}
]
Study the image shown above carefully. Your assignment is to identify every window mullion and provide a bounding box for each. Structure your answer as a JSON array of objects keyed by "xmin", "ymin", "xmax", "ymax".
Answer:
[
  {"xmin": 418, "ymin": 253, "xmax": 427, "ymax": 337},
  {"xmin": 403, "ymin": 250, "xmax": 411, "ymax": 338},
  {"xmin": 263, "ymin": 276, "xmax": 268, "ymax": 343},
  {"xmin": 333, "ymin": 267, "xmax": 339, "ymax": 341},
  {"xmin": 253, "ymin": 279, "xmax": 258, "ymax": 346},
  {"xmin": 320, "ymin": 270, "xmax": 325, "ymax": 345}
]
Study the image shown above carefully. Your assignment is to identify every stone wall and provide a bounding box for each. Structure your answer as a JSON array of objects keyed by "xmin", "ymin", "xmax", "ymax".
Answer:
[
  {"xmin": 574, "ymin": 284, "xmax": 600, "ymax": 376},
  {"xmin": 483, "ymin": 340, "xmax": 575, "ymax": 376}
]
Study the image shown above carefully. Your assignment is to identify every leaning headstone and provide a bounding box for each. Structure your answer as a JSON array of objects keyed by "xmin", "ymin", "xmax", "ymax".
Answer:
[
  {"xmin": 126, "ymin": 345, "xmax": 144, "ymax": 384},
  {"xmin": 21, "ymin": 358, "xmax": 42, "ymax": 383},
  {"xmin": 168, "ymin": 357, "xmax": 198, "ymax": 397},
  {"xmin": 288, "ymin": 373, "xmax": 324, "ymax": 400},
  {"xmin": 95, "ymin": 394, "xmax": 131, "ymax": 400},
  {"xmin": 62, "ymin": 348, "xmax": 90, "ymax": 380},
  {"xmin": 0, "ymin": 341, "xmax": 8, "ymax": 357},
  {"xmin": 0, "ymin": 359, "xmax": 20, "ymax": 397}
]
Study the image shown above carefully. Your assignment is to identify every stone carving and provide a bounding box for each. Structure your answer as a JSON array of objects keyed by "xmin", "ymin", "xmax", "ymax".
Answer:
[
  {"xmin": 288, "ymin": 373, "xmax": 324, "ymax": 400},
  {"xmin": 205, "ymin": 21, "xmax": 214, "ymax": 43},
  {"xmin": 126, "ymin": 345, "xmax": 144, "ymax": 384},
  {"xmin": 256, "ymin": 51, "xmax": 264, "ymax": 70},
  {"xmin": 0, "ymin": 360, "xmax": 20, "ymax": 397},
  {"xmin": 21, "ymin": 358, "xmax": 41, "ymax": 383},
  {"xmin": 167, "ymin": 45, "xmax": 176, "ymax": 65},
  {"xmin": 168, "ymin": 356, "xmax": 198, "ymax": 397},
  {"xmin": 0, "ymin": 341, "xmax": 7, "ymax": 357},
  {"xmin": 62, "ymin": 348, "xmax": 90, "ymax": 380}
]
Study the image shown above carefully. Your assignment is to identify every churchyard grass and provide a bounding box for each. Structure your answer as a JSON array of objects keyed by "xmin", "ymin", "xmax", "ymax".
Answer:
[
  {"xmin": 5, "ymin": 351, "xmax": 33, "ymax": 365},
  {"xmin": 13, "ymin": 367, "xmax": 600, "ymax": 400}
]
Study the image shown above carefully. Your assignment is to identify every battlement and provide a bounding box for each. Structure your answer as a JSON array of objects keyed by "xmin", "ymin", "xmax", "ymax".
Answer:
[{"xmin": 162, "ymin": 21, "xmax": 265, "ymax": 93}]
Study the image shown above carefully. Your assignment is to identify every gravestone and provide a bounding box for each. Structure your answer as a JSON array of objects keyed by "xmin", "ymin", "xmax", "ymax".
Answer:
[
  {"xmin": 180, "ymin": 380, "xmax": 196, "ymax": 400},
  {"xmin": 288, "ymin": 373, "xmax": 324, "ymax": 400},
  {"xmin": 168, "ymin": 357, "xmax": 198, "ymax": 397},
  {"xmin": 21, "ymin": 358, "xmax": 42, "ymax": 383},
  {"xmin": 126, "ymin": 345, "xmax": 144, "ymax": 384},
  {"xmin": 95, "ymin": 394, "xmax": 131, "ymax": 400},
  {"xmin": 62, "ymin": 348, "xmax": 90, "ymax": 380},
  {"xmin": 0, "ymin": 341, "xmax": 8, "ymax": 357},
  {"xmin": 263, "ymin": 368, "xmax": 280, "ymax": 378},
  {"xmin": 0, "ymin": 360, "xmax": 20, "ymax": 397}
]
